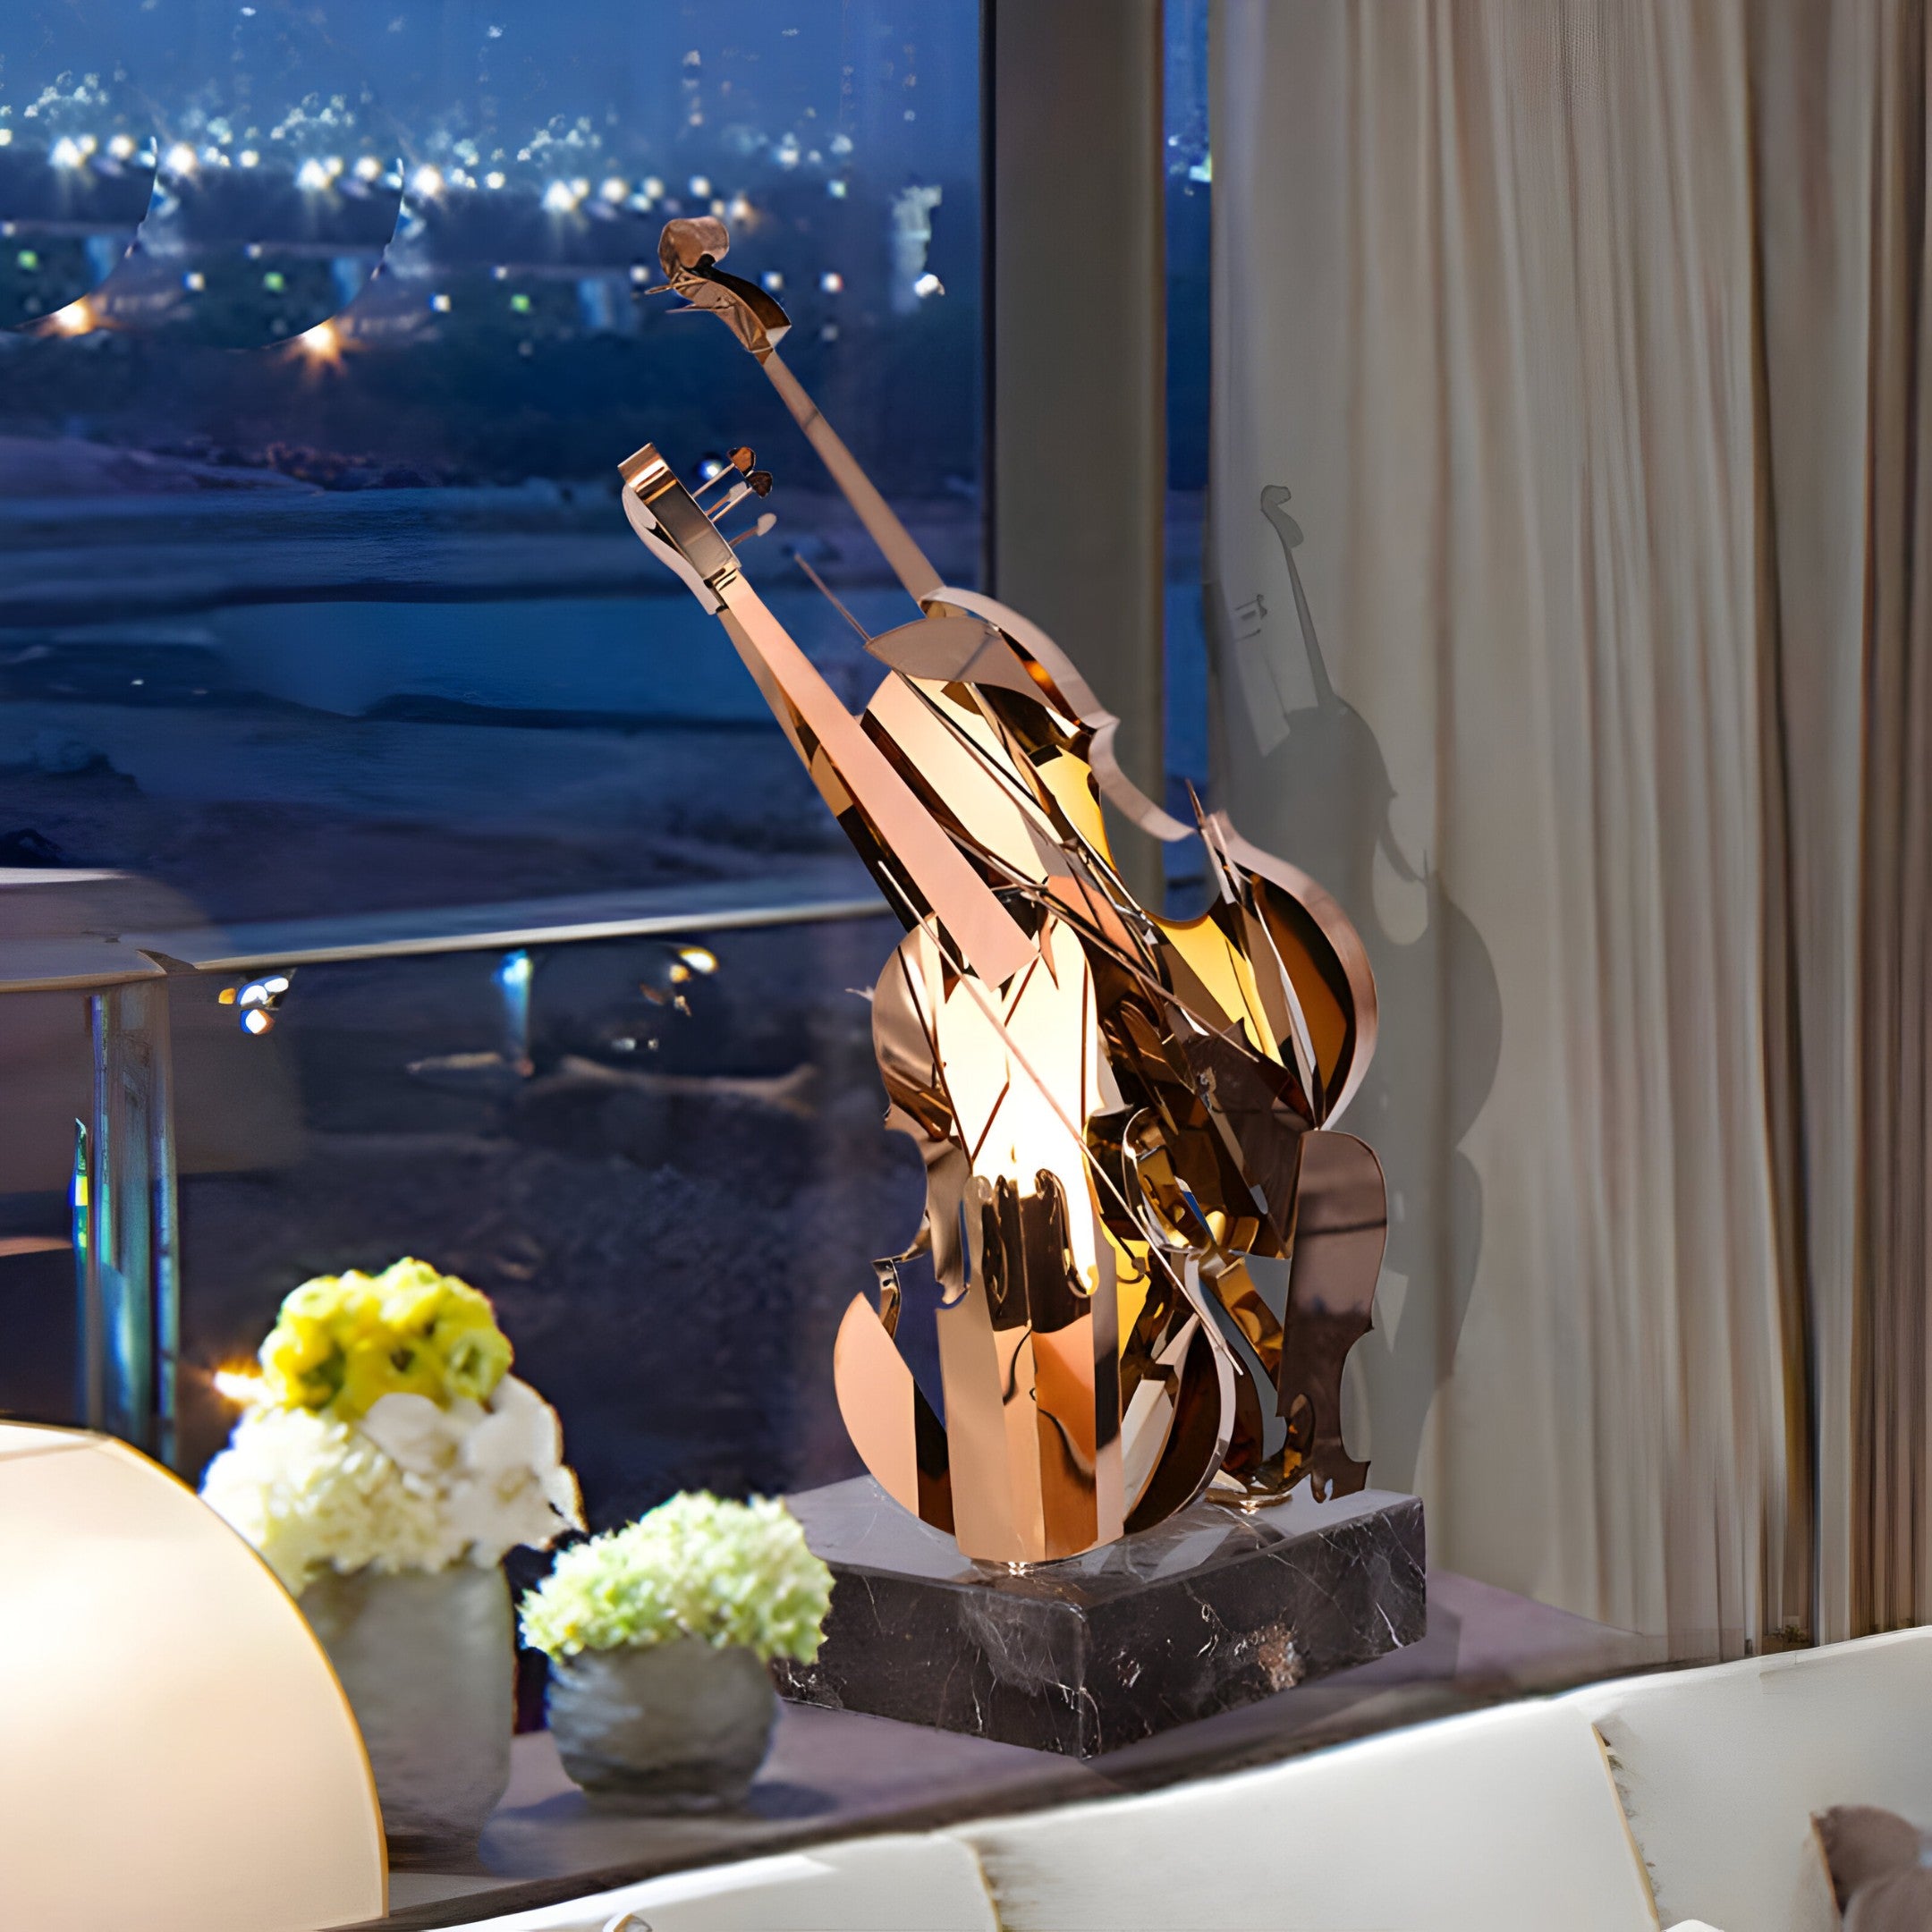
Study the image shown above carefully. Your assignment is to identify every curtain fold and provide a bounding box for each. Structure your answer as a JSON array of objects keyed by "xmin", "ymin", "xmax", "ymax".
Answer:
[{"xmin": 1212, "ymin": 0, "xmax": 1932, "ymax": 1650}]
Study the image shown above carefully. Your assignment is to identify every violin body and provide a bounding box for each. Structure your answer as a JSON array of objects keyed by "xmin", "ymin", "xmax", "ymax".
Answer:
[{"xmin": 623, "ymin": 221, "xmax": 1388, "ymax": 1565}]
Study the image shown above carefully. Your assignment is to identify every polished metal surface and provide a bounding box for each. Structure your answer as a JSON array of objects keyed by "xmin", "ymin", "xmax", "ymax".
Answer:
[{"xmin": 626, "ymin": 221, "xmax": 1389, "ymax": 1563}]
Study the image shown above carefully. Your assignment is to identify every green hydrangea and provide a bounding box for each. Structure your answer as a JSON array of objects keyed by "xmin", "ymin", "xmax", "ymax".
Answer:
[{"xmin": 519, "ymin": 1493, "xmax": 833, "ymax": 1665}]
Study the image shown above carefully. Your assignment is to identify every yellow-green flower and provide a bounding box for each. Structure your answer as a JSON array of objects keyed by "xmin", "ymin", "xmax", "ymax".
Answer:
[{"xmin": 253, "ymin": 1259, "xmax": 513, "ymax": 1419}]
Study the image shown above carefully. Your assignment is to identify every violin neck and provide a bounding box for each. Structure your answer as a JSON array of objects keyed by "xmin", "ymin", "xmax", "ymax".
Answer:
[{"xmin": 758, "ymin": 350, "xmax": 945, "ymax": 608}]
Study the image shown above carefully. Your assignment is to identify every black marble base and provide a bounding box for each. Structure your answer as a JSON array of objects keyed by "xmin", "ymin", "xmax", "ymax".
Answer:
[{"xmin": 773, "ymin": 1477, "xmax": 1426, "ymax": 1758}]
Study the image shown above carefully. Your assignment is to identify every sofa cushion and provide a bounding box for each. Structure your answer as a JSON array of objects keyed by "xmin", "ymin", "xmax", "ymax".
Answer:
[
  {"xmin": 1816, "ymin": 1804, "xmax": 1930, "ymax": 1910},
  {"xmin": 1566, "ymin": 1630, "xmax": 1932, "ymax": 1932},
  {"xmin": 949, "ymin": 1700, "xmax": 1657, "ymax": 1931},
  {"xmin": 432, "ymin": 1836, "xmax": 999, "ymax": 1932}
]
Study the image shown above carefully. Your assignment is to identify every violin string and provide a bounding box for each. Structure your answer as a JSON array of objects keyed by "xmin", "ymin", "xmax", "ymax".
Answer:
[{"xmin": 793, "ymin": 551, "xmax": 874, "ymax": 643}]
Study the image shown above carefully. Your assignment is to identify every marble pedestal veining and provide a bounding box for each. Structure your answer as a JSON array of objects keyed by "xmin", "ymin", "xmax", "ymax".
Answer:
[{"xmin": 773, "ymin": 1477, "xmax": 1426, "ymax": 1758}]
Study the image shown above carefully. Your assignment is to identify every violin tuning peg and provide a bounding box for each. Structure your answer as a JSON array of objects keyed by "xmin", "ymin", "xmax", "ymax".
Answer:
[
  {"xmin": 747, "ymin": 469, "xmax": 775, "ymax": 497},
  {"xmin": 728, "ymin": 445, "xmax": 755, "ymax": 472}
]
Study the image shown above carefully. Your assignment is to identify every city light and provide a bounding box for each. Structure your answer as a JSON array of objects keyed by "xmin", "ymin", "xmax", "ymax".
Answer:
[
  {"xmin": 353, "ymin": 154, "xmax": 383, "ymax": 182},
  {"xmin": 643, "ymin": 176, "xmax": 665, "ymax": 200},
  {"xmin": 410, "ymin": 164, "xmax": 444, "ymax": 199},
  {"xmin": 164, "ymin": 141, "xmax": 198, "ymax": 176},
  {"xmin": 485, "ymin": 170, "xmax": 505, "ymax": 190},
  {"xmin": 429, "ymin": 292, "xmax": 452, "ymax": 312},
  {"xmin": 762, "ymin": 270, "xmax": 784, "ymax": 292},
  {"xmin": 49, "ymin": 136, "xmax": 86, "ymax": 170},
  {"xmin": 106, "ymin": 132, "xmax": 135, "ymax": 161},
  {"xmin": 599, "ymin": 176, "xmax": 627, "ymax": 203},
  {"xmin": 820, "ymin": 270, "xmax": 843, "ymax": 293},
  {"xmin": 295, "ymin": 157, "xmax": 331, "ymax": 191},
  {"xmin": 542, "ymin": 178, "xmax": 580, "ymax": 213},
  {"xmin": 239, "ymin": 148, "xmax": 259, "ymax": 168},
  {"xmin": 0, "ymin": 131, "xmax": 13, "ymax": 148},
  {"xmin": 689, "ymin": 173, "xmax": 710, "ymax": 197}
]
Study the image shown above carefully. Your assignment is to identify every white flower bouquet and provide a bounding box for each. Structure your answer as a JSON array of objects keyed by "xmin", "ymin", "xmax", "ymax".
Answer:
[{"xmin": 201, "ymin": 1258, "xmax": 583, "ymax": 1592}]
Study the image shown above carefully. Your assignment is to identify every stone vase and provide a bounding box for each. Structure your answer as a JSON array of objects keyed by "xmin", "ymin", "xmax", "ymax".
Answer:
[
  {"xmin": 301, "ymin": 1563, "xmax": 513, "ymax": 1852},
  {"xmin": 546, "ymin": 1637, "xmax": 777, "ymax": 1810}
]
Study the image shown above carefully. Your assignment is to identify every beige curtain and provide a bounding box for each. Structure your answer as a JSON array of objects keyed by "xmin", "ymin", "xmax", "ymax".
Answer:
[{"xmin": 1209, "ymin": 0, "xmax": 1932, "ymax": 1651}]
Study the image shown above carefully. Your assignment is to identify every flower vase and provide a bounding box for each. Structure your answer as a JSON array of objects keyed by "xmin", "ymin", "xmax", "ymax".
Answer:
[
  {"xmin": 546, "ymin": 1637, "xmax": 776, "ymax": 1811},
  {"xmin": 301, "ymin": 1563, "xmax": 513, "ymax": 1851}
]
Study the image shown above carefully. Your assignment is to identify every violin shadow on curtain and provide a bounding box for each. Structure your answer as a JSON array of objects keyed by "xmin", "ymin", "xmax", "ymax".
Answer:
[{"xmin": 1208, "ymin": 484, "xmax": 1502, "ymax": 1496}]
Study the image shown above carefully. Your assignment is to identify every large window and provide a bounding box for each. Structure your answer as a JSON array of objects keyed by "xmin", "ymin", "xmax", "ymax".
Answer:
[{"xmin": 0, "ymin": 1, "xmax": 982, "ymax": 1518}]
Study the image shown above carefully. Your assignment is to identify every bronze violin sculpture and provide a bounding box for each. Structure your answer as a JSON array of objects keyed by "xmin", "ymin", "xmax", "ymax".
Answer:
[{"xmin": 623, "ymin": 217, "xmax": 1387, "ymax": 1566}]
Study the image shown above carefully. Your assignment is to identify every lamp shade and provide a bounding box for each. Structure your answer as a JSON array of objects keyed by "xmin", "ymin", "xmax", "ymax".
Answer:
[{"xmin": 0, "ymin": 1423, "xmax": 386, "ymax": 1931}]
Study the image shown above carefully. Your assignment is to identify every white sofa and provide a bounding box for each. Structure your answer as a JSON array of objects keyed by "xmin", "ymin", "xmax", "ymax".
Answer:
[
  {"xmin": 1564, "ymin": 1628, "xmax": 1932, "ymax": 1932},
  {"xmin": 440, "ymin": 1629, "xmax": 1932, "ymax": 1932}
]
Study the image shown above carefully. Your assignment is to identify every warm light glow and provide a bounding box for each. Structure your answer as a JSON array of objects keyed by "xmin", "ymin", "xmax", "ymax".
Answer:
[
  {"xmin": 689, "ymin": 173, "xmax": 711, "ymax": 197},
  {"xmin": 294, "ymin": 318, "xmax": 342, "ymax": 364},
  {"xmin": 914, "ymin": 272, "xmax": 945, "ymax": 299},
  {"xmin": 295, "ymin": 157, "xmax": 330, "ymax": 191},
  {"xmin": 410, "ymin": 163, "xmax": 444, "ymax": 199},
  {"xmin": 239, "ymin": 148, "xmax": 259, "ymax": 167},
  {"xmin": 598, "ymin": 175, "xmax": 627, "ymax": 203},
  {"xmin": 164, "ymin": 140, "xmax": 197, "ymax": 176},
  {"xmin": 212, "ymin": 1367, "xmax": 267, "ymax": 1405},
  {"xmin": 484, "ymin": 168, "xmax": 505, "ymax": 190},
  {"xmin": 49, "ymin": 136, "xmax": 85, "ymax": 170},
  {"xmin": 107, "ymin": 132, "xmax": 135, "ymax": 160},
  {"xmin": 542, "ymin": 178, "xmax": 580, "ymax": 213},
  {"xmin": 353, "ymin": 154, "xmax": 383, "ymax": 182},
  {"xmin": 0, "ymin": 131, "xmax": 13, "ymax": 148},
  {"xmin": 47, "ymin": 298, "xmax": 96, "ymax": 336},
  {"xmin": 678, "ymin": 945, "xmax": 719, "ymax": 976},
  {"xmin": 820, "ymin": 270, "xmax": 843, "ymax": 293}
]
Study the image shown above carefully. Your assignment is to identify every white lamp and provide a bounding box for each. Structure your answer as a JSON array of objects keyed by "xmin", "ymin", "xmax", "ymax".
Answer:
[{"xmin": 0, "ymin": 1422, "xmax": 386, "ymax": 1931}]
